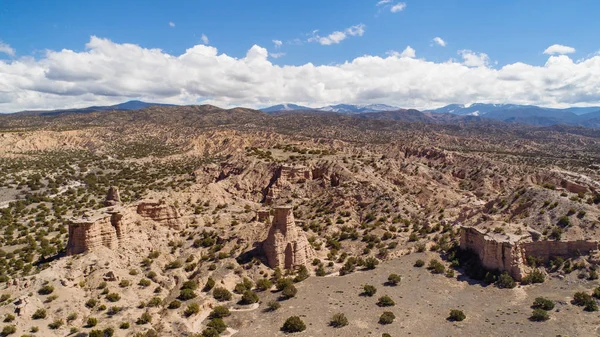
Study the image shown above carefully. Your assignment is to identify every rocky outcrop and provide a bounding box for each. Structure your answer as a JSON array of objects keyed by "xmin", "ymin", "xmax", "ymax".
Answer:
[
  {"xmin": 460, "ymin": 226, "xmax": 599, "ymax": 281},
  {"xmin": 136, "ymin": 200, "xmax": 182, "ymax": 230},
  {"xmin": 262, "ymin": 206, "xmax": 314, "ymax": 270},
  {"xmin": 66, "ymin": 190, "xmax": 184, "ymax": 256},
  {"xmin": 104, "ymin": 186, "xmax": 121, "ymax": 207},
  {"xmin": 256, "ymin": 209, "xmax": 270, "ymax": 222},
  {"xmin": 66, "ymin": 209, "xmax": 125, "ymax": 255}
]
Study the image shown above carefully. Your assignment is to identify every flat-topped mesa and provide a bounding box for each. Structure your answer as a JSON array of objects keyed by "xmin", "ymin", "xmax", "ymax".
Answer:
[
  {"xmin": 262, "ymin": 206, "xmax": 314, "ymax": 270},
  {"xmin": 136, "ymin": 200, "xmax": 182, "ymax": 230},
  {"xmin": 104, "ymin": 186, "xmax": 121, "ymax": 207},
  {"xmin": 460, "ymin": 226, "xmax": 599, "ymax": 281},
  {"xmin": 66, "ymin": 209, "xmax": 125, "ymax": 256}
]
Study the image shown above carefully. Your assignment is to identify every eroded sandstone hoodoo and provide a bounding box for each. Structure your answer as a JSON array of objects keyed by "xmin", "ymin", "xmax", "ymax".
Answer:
[
  {"xmin": 104, "ymin": 186, "xmax": 121, "ymax": 207},
  {"xmin": 460, "ymin": 226, "xmax": 599, "ymax": 281},
  {"xmin": 136, "ymin": 200, "xmax": 182, "ymax": 230},
  {"xmin": 262, "ymin": 206, "xmax": 314, "ymax": 270}
]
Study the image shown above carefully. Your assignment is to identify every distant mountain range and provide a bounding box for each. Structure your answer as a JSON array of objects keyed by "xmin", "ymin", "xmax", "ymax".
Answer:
[
  {"xmin": 12, "ymin": 100, "xmax": 176, "ymax": 116},
  {"xmin": 260, "ymin": 103, "xmax": 399, "ymax": 114},
  {"xmin": 6, "ymin": 100, "xmax": 600, "ymax": 129},
  {"xmin": 262, "ymin": 102, "xmax": 600, "ymax": 128}
]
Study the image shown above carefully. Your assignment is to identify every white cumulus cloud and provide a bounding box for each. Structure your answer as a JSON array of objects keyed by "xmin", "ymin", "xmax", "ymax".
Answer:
[
  {"xmin": 377, "ymin": 0, "xmax": 393, "ymax": 5},
  {"xmin": 543, "ymin": 44, "xmax": 576, "ymax": 55},
  {"xmin": 390, "ymin": 3, "xmax": 407, "ymax": 12},
  {"xmin": 458, "ymin": 50, "xmax": 490, "ymax": 67},
  {"xmin": 169, "ymin": 22, "xmax": 175, "ymax": 27},
  {"xmin": 273, "ymin": 40, "xmax": 283, "ymax": 48},
  {"xmin": 308, "ymin": 24, "xmax": 365, "ymax": 45},
  {"xmin": 1, "ymin": 36, "xmax": 600, "ymax": 112},
  {"xmin": 0, "ymin": 41, "xmax": 15, "ymax": 56},
  {"xmin": 201, "ymin": 34, "xmax": 209, "ymax": 45},
  {"xmin": 432, "ymin": 37, "xmax": 446, "ymax": 47},
  {"xmin": 388, "ymin": 46, "xmax": 415, "ymax": 58}
]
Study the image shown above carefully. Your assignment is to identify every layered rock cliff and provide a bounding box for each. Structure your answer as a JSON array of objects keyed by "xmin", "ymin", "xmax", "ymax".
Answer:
[
  {"xmin": 66, "ymin": 191, "xmax": 183, "ymax": 256},
  {"xmin": 460, "ymin": 226, "xmax": 599, "ymax": 281},
  {"xmin": 136, "ymin": 200, "xmax": 183, "ymax": 230},
  {"xmin": 262, "ymin": 206, "xmax": 314, "ymax": 270}
]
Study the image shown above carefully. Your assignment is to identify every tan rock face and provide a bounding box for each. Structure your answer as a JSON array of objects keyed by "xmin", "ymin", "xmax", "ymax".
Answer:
[
  {"xmin": 460, "ymin": 227, "xmax": 526, "ymax": 280},
  {"xmin": 262, "ymin": 206, "xmax": 314, "ymax": 270},
  {"xmin": 67, "ymin": 191, "xmax": 184, "ymax": 256},
  {"xmin": 66, "ymin": 211, "xmax": 125, "ymax": 256},
  {"xmin": 136, "ymin": 200, "xmax": 182, "ymax": 230},
  {"xmin": 460, "ymin": 226, "xmax": 599, "ymax": 281}
]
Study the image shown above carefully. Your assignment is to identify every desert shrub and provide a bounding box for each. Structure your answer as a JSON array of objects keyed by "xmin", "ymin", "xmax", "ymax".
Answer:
[
  {"xmin": 532, "ymin": 297, "xmax": 555, "ymax": 311},
  {"xmin": 3, "ymin": 314, "xmax": 14, "ymax": 323},
  {"xmin": 294, "ymin": 265, "xmax": 310, "ymax": 282},
  {"xmin": 530, "ymin": 309, "xmax": 549, "ymax": 322},
  {"xmin": 281, "ymin": 285, "xmax": 298, "ymax": 300},
  {"xmin": 495, "ymin": 272, "xmax": 516, "ymax": 289},
  {"xmin": 212, "ymin": 287, "xmax": 232, "ymax": 302},
  {"xmin": 168, "ymin": 300, "xmax": 182, "ymax": 309},
  {"xmin": 118, "ymin": 280, "xmax": 130, "ymax": 288},
  {"xmin": 240, "ymin": 290, "xmax": 259, "ymax": 305},
  {"xmin": 387, "ymin": 274, "xmax": 401, "ymax": 286},
  {"xmin": 365, "ymin": 257, "xmax": 379, "ymax": 270},
  {"xmin": 201, "ymin": 328, "xmax": 220, "ymax": 337},
  {"xmin": 521, "ymin": 269, "xmax": 545, "ymax": 285},
  {"xmin": 255, "ymin": 278, "xmax": 272, "ymax": 292},
  {"xmin": 266, "ymin": 300, "xmax": 281, "ymax": 312},
  {"xmin": 378, "ymin": 311, "xmax": 395, "ymax": 325},
  {"xmin": 282, "ymin": 316, "xmax": 306, "ymax": 333},
  {"xmin": 207, "ymin": 318, "xmax": 227, "ymax": 333},
  {"xmin": 138, "ymin": 279, "xmax": 151, "ymax": 287},
  {"xmin": 414, "ymin": 259, "xmax": 425, "ymax": 267},
  {"xmin": 448, "ymin": 309, "xmax": 466, "ymax": 321},
  {"xmin": 329, "ymin": 313, "xmax": 348, "ymax": 328},
  {"xmin": 48, "ymin": 318, "xmax": 63, "ymax": 329},
  {"xmin": 107, "ymin": 306, "xmax": 122, "ymax": 316},
  {"xmin": 362, "ymin": 284, "xmax": 377, "ymax": 297},
  {"xmin": 32, "ymin": 309, "xmax": 46, "ymax": 319},
  {"xmin": 428, "ymin": 259, "xmax": 445, "ymax": 274},
  {"xmin": 203, "ymin": 278, "xmax": 216, "ymax": 292},
  {"xmin": 146, "ymin": 297, "xmax": 162, "ymax": 307},
  {"xmin": 106, "ymin": 292, "xmax": 121, "ymax": 302},
  {"xmin": 119, "ymin": 322, "xmax": 130, "ymax": 329},
  {"xmin": 136, "ymin": 312, "xmax": 152, "ymax": 325},
  {"xmin": 178, "ymin": 289, "xmax": 197, "ymax": 301},
  {"xmin": 276, "ymin": 278, "xmax": 293, "ymax": 291},
  {"xmin": 67, "ymin": 313, "xmax": 78, "ymax": 322},
  {"xmin": 89, "ymin": 330, "xmax": 103, "ymax": 337},
  {"xmin": 210, "ymin": 306, "xmax": 231, "ymax": 319},
  {"xmin": 166, "ymin": 260, "xmax": 183, "ymax": 269},
  {"xmin": 593, "ymin": 287, "xmax": 600, "ymax": 299},
  {"xmin": 184, "ymin": 303, "xmax": 200, "ymax": 317},
  {"xmin": 573, "ymin": 292, "xmax": 593, "ymax": 306},
  {"xmin": 1, "ymin": 325, "xmax": 15, "ymax": 335},
  {"xmin": 585, "ymin": 300, "xmax": 599, "ymax": 312},
  {"xmin": 377, "ymin": 295, "xmax": 395, "ymax": 307},
  {"xmin": 38, "ymin": 285, "xmax": 54, "ymax": 295},
  {"xmin": 87, "ymin": 317, "xmax": 98, "ymax": 327}
]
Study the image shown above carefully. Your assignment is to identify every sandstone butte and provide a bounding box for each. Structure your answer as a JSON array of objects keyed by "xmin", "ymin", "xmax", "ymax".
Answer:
[
  {"xmin": 460, "ymin": 225, "xmax": 598, "ymax": 280},
  {"xmin": 66, "ymin": 188, "xmax": 183, "ymax": 255}
]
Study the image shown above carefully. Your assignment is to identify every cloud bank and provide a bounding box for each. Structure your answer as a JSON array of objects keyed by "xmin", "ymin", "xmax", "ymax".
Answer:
[{"xmin": 1, "ymin": 36, "xmax": 599, "ymax": 112}]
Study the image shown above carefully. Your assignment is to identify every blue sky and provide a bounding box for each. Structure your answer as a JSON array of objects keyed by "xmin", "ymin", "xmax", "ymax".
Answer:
[{"xmin": 1, "ymin": 0, "xmax": 599, "ymax": 111}]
